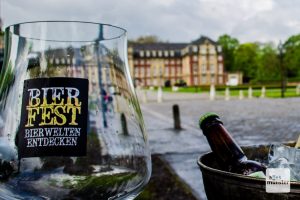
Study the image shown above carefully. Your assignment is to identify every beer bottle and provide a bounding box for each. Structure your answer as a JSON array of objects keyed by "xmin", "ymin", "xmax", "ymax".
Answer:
[{"xmin": 199, "ymin": 112, "xmax": 266, "ymax": 175}]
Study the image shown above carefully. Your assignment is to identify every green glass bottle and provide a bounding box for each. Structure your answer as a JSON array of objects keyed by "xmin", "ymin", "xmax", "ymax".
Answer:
[{"xmin": 199, "ymin": 112, "xmax": 266, "ymax": 175}]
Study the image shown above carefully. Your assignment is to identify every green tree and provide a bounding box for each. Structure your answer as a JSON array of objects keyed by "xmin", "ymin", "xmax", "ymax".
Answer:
[
  {"xmin": 283, "ymin": 34, "xmax": 300, "ymax": 78},
  {"xmin": 233, "ymin": 43, "xmax": 259, "ymax": 82},
  {"xmin": 255, "ymin": 44, "xmax": 280, "ymax": 82},
  {"xmin": 217, "ymin": 34, "xmax": 239, "ymax": 72}
]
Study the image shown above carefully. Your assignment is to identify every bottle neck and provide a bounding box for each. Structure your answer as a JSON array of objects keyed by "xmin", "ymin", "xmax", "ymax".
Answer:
[{"xmin": 203, "ymin": 119, "xmax": 246, "ymax": 165}]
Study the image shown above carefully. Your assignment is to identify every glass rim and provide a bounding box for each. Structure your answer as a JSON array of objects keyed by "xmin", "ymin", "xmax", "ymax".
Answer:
[{"xmin": 5, "ymin": 20, "xmax": 127, "ymax": 42}]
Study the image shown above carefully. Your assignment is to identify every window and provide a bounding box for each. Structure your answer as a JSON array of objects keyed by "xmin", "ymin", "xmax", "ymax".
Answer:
[
  {"xmin": 217, "ymin": 46, "xmax": 222, "ymax": 52},
  {"xmin": 146, "ymin": 51, "xmax": 150, "ymax": 57},
  {"xmin": 171, "ymin": 60, "xmax": 175, "ymax": 65},
  {"xmin": 67, "ymin": 58, "xmax": 71, "ymax": 65},
  {"xmin": 171, "ymin": 67, "xmax": 175, "ymax": 75},
  {"xmin": 201, "ymin": 55, "xmax": 206, "ymax": 62},
  {"xmin": 210, "ymin": 55, "xmax": 215, "ymax": 61},
  {"xmin": 165, "ymin": 67, "xmax": 169, "ymax": 75},
  {"xmin": 134, "ymin": 67, "xmax": 139, "ymax": 77},
  {"xmin": 146, "ymin": 67, "xmax": 151, "ymax": 76},
  {"xmin": 218, "ymin": 64, "xmax": 223, "ymax": 73},
  {"xmin": 201, "ymin": 64, "xmax": 206, "ymax": 72},
  {"xmin": 55, "ymin": 58, "xmax": 60, "ymax": 64},
  {"xmin": 139, "ymin": 51, "xmax": 144, "ymax": 57},
  {"xmin": 152, "ymin": 67, "xmax": 156, "ymax": 76},
  {"xmin": 201, "ymin": 75, "xmax": 206, "ymax": 84},
  {"xmin": 218, "ymin": 55, "xmax": 223, "ymax": 61},
  {"xmin": 164, "ymin": 51, "xmax": 169, "ymax": 57},
  {"xmin": 152, "ymin": 51, "xmax": 156, "ymax": 57},
  {"xmin": 194, "ymin": 76, "xmax": 198, "ymax": 85},
  {"xmin": 140, "ymin": 67, "xmax": 144, "ymax": 77},
  {"xmin": 177, "ymin": 67, "xmax": 181, "ymax": 75},
  {"xmin": 140, "ymin": 60, "xmax": 145, "ymax": 65},
  {"xmin": 209, "ymin": 46, "xmax": 216, "ymax": 54},
  {"xmin": 193, "ymin": 64, "xmax": 198, "ymax": 73},
  {"xmin": 211, "ymin": 75, "xmax": 215, "ymax": 84},
  {"xmin": 193, "ymin": 55, "xmax": 198, "ymax": 61},
  {"xmin": 193, "ymin": 46, "xmax": 198, "ymax": 52},
  {"xmin": 210, "ymin": 64, "xmax": 215, "ymax": 73},
  {"xmin": 61, "ymin": 58, "xmax": 65, "ymax": 64},
  {"xmin": 218, "ymin": 76, "xmax": 223, "ymax": 83},
  {"xmin": 200, "ymin": 46, "xmax": 206, "ymax": 54},
  {"xmin": 158, "ymin": 51, "xmax": 162, "ymax": 57},
  {"xmin": 146, "ymin": 79, "xmax": 150, "ymax": 85},
  {"xmin": 176, "ymin": 60, "xmax": 181, "ymax": 64},
  {"xmin": 165, "ymin": 60, "xmax": 169, "ymax": 64},
  {"xmin": 170, "ymin": 50, "xmax": 174, "ymax": 57}
]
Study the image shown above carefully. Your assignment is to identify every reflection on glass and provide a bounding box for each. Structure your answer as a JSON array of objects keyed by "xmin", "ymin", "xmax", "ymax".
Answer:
[{"xmin": 0, "ymin": 21, "xmax": 151, "ymax": 199}]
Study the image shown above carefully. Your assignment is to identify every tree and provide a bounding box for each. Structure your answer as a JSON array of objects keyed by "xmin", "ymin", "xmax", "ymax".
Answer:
[
  {"xmin": 255, "ymin": 44, "xmax": 280, "ymax": 82},
  {"xmin": 283, "ymin": 34, "xmax": 300, "ymax": 78},
  {"xmin": 217, "ymin": 34, "xmax": 239, "ymax": 72},
  {"xmin": 233, "ymin": 43, "xmax": 259, "ymax": 82}
]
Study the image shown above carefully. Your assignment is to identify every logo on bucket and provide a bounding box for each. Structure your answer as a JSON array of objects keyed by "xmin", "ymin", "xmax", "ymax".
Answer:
[{"xmin": 266, "ymin": 168, "xmax": 290, "ymax": 193}]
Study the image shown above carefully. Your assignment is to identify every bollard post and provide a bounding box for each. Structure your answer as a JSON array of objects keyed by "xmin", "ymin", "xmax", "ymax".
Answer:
[
  {"xmin": 296, "ymin": 84, "xmax": 300, "ymax": 95},
  {"xmin": 260, "ymin": 86, "xmax": 266, "ymax": 98},
  {"xmin": 173, "ymin": 104, "xmax": 181, "ymax": 130},
  {"xmin": 225, "ymin": 87, "xmax": 230, "ymax": 101},
  {"xmin": 239, "ymin": 90, "xmax": 244, "ymax": 100},
  {"xmin": 248, "ymin": 87, "xmax": 253, "ymax": 99},
  {"xmin": 121, "ymin": 113, "xmax": 129, "ymax": 136},
  {"xmin": 142, "ymin": 90, "xmax": 147, "ymax": 103},
  {"xmin": 210, "ymin": 85, "xmax": 216, "ymax": 100},
  {"xmin": 157, "ymin": 87, "xmax": 163, "ymax": 103}
]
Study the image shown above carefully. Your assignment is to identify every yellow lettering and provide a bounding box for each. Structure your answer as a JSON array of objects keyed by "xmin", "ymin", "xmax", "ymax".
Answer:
[
  {"xmin": 54, "ymin": 106, "xmax": 67, "ymax": 126},
  {"xmin": 67, "ymin": 105, "xmax": 81, "ymax": 125},
  {"xmin": 25, "ymin": 107, "xmax": 39, "ymax": 127},
  {"xmin": 39, "ymin": 106, "xmax": 54, "ymax": 126},
  {"xmin": 67, "ymin": 97, "xmax": 82, "ymax": 107}
]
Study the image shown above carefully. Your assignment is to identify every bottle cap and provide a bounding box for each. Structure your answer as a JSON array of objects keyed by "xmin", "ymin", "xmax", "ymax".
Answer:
[{"xmin": 199, "ymin": 112, "xmax": 220, "ymax": 130}]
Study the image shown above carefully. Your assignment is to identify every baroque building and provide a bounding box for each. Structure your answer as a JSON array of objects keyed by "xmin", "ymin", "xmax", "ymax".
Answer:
[{"xmin": 128, "ymin": 36, "xmax": 225, "ymax": 87}]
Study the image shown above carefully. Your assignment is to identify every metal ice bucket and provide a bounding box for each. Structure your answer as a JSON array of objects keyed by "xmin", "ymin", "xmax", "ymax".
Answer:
[{"xmin": 197, "ymin": 143, "xmax": 300, "ymax": 200}]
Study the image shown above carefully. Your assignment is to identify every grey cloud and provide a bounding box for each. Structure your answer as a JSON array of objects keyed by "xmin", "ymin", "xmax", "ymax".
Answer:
[{"xmin": 2, "ymin": 0, "xmax": 300, "ymax": 43}]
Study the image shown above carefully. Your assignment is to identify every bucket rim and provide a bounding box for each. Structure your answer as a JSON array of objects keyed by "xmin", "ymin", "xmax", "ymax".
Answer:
[{"xmin": 197, "ymin": 151, "xmax": 300, "ymax": 185}]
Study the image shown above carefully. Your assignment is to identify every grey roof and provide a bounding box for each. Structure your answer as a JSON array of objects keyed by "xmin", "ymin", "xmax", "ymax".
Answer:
[
  {"xmin": 191, "ymin": 36, "xmax": 217, "ymax": 45},
  {"xmin": 130, "ymin": 36, "xmax": 218, "ymax": 52},
  {"xmin": 130, "ymin": 42, "xmax": 188, "ymax": 51}
]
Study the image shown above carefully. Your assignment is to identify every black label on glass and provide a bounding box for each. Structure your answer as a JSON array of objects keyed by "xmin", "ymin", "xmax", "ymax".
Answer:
[{"xmin": 18, "ymin": 78, "xmax": 88, "ymax": 158}]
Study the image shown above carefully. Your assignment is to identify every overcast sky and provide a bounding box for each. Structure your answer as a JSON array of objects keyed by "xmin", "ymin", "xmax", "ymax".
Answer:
[{"xmin": 2, "ymin": 0, "xmax": 300, "ymax": 44}]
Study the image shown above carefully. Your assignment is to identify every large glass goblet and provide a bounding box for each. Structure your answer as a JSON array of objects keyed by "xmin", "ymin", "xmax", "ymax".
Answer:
[{"xmin": 0, "ymin": 21, "xmax": 151, "ymax": 199}]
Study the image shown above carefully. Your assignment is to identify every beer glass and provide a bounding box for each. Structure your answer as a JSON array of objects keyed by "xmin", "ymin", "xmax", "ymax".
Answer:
[{"xmin": 0, "ymin": 21, "xmax": 151, "ymax": 199}]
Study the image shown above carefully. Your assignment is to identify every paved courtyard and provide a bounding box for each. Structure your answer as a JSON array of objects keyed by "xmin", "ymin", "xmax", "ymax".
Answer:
[{"xmin": 139, "ymin": 90, "xmax": 300, "ymax": 200}]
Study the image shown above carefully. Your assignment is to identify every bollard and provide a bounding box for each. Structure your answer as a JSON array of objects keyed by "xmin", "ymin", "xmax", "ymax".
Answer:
[
  {"xmin": 142, "ymin": 90, "xmax": 148, "ymax": 103},
  {"xmin": 248, "ymin": 87, "xmax": 253, "ymax": 99},
  {"xmin": 296, "ymin": 84, "xmax": 300, "ymax": 95},
  {"xmin": 121, "ymin": 113, "xmax": 129, "ymax": 136},
  {"xmin": 157, "ymin": 87, "xmax": 163, "ymax": 103},
  {"xmin": 260, "ymin": 86, "xmax": 266, "ymax": 98},
  {"xmin": 210, "ymin": 85, "xmax": 216, "ymax": 100},
  {"xmin": 225, "ymin": 87, "xmax": 230, "ymax": 101},
  {"xmin": 239, "ymin": 90, "xmax": 244, "ymax": 100},
  {"xmin": 173, "ymin": 104, "xmax": 181, "ymax": 130}
]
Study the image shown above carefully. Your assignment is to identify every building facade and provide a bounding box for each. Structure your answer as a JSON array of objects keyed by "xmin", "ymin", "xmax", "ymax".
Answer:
[{"xmin": 128, "ymin": 36, "xmax": 225, "ymax": 87}]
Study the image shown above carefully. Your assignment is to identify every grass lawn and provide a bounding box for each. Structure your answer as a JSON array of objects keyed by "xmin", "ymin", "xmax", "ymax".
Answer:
[
  {"xmin": 216, "ymin": 88, "xmax": 300, "ymax": 98},
  {"xmin": 151, "ymin": 86, "xmax": 300, "ymax": 98}
]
